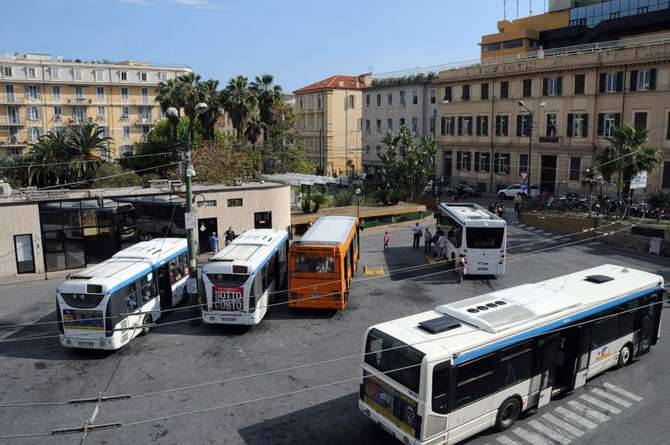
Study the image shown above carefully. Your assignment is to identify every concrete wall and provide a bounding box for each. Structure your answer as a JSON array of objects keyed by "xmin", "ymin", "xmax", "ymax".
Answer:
[{"xmin": 0, "ymin": 203, "xmax": 44, "ymax": 279}]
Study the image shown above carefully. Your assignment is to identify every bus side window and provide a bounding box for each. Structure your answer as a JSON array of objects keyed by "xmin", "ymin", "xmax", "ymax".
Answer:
[
  {"xmin": 431, "ymin": 362, "xmax": 450, "ymax": 414},
  {"xmin": 454, "ymin": 354, "xmax": 495, "ymax": 409},
  {"xmin": 122, "ymin": 283, "xmax": 139, "ymax": 311},
  {"xmin": 139, "ymin": 273, "xmax": 155, "ymax": 303}
]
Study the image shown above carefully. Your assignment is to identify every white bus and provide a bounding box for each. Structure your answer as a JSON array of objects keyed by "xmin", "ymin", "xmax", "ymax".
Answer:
[
  {"xmin": 57, "ymin": 238, "xmax": 189, "ymax": 350},
  {"xmin": 435, "ymin": 203, "xmax": 506, "ymax": 276},
  {"xmin": 359, "ymin": 265, "xmax": 664, "ymax": 445},
  {"xmin": 201, "ymin": 229, "xmax": 289, "ymax": 326}
]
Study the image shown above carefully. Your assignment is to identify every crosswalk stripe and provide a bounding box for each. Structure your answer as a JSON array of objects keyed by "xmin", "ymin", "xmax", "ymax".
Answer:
[
  {"xmin": 603, "ymin": 382, "xmax": 644, "ymax": 402},
  {"xmin": 580, "ymin": 394, "xmax": 622, "ymax": 414},
  {"xmin": 592, "ymin": 388, "xmax": 633, "ymax": 408},
  {"xmin": 528, "ymin": 419, "xmax": 572, "ymax": 444},
  {"xmin": 512, "ymin": 426, "xmax": 554, "ymax": 445},
  {"xmin": 555, "ymin": 406, "xmax": 598, "ymax": 429},
  {"xmin": 497, "ymin": 437, "xmax": 523, "ymax": 445},
  {"xmin": 542, "ymin": 412, "xmax": 584, "ymax": 437},
  {"xmin": 567, "ymin": 400, "xmax": 610, "ymax": 422}
]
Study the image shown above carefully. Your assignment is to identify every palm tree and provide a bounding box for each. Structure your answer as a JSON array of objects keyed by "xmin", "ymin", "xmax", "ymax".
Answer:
[
  {"xmin": 66, "ymin": 122, "xmax": 111, "ymax": 182},
  {"xmin": 250, "ymin": 74, "xmax": 282, "ymax": 131},
  {"xmin": 25, "ymin": 130, "xmax": 68, "ymax": 186},
  {"xmin": 245, "ymin": 115, "xmax": 263, "ymax": 149},
  {"xmin": 176, "ymin": 72, "xmax": 204, "ymax": 120},
  {"xmin": 221, "ymin": 75, "xmax": 258, "ymax": 142},
  {"xmin": 595, "ymin": 126, "xmax": 661, "ymax": 200},
  {"xmin": 197, "ymin": 79, "xmax": 221, "ymax": 140},
  {"xmin": 155, "ymin": 78, "xmax": 184, "ymax": 116}
]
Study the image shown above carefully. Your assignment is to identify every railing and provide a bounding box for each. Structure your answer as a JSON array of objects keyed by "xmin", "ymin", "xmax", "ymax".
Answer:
[
  {"xmin": 0, "ymin": 116, "xmax": 22, "ymax": 126},
  {"xmin": 1, "ymin": 95, "xmax": 23, "ymax": 104}
]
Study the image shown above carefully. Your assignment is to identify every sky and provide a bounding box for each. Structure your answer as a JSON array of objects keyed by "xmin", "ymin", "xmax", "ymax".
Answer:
[{"xmin": 3, "ymin": 0, "xmax": 549, "ymax": 92}]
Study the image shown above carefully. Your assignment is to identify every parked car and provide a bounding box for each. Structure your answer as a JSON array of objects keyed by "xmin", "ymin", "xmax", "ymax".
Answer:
[{"xmin": 498, "ymin": 184, "xmax": 540, "ymax": 199}]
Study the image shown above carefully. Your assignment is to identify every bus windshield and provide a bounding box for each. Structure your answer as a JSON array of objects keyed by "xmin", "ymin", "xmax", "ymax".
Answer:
[
  {"xmin": 206, "ymin": 273, "xmax": 248, "ymax": 287},
  {"xmin": 295, "ymin": 255, "xmax": 335, "ymax": 273},
  {"xmin": 466, "ymin": 227, "xmax": 504, "ymax": 249},
  {"xmin": 60, "ymin": 293, "xmax": 105, "ymax": 309},
  {"xmin": 365, "ymin": 328, "xmax": 425, "ymax": 393}
]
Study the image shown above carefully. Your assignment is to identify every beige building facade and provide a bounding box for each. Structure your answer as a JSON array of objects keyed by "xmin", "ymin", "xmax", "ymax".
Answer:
[
  {"xmin": 0, "ymin": 52, "xmax": 191, "ymax": 159},
  {"xmin": 433, "ymin": 33, "xmax": 670, "ymax": 194},
  {"xmin": 294, "ymin": 74, "xmax": 368, "ymax": 176}
]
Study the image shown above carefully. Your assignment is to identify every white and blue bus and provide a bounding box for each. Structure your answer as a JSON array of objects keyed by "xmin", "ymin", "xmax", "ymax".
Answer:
[
  {"xmin": 359, "ymin": 265, "xmax": 664, "ymax": 445},
  {"xmin": 57, "ymin": 238, "xmax": 189, "ymax": 350},
  {"xmin": 201, "ymin": 229, "xmax": 289, "ymax": 326}
]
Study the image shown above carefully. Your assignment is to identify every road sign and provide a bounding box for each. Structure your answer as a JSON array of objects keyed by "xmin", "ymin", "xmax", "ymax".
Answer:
[
  {"xmin": 184, "ymin": 212, "xmax": 196, "ymax": 230},
  {"xmin": 630, "ymin": 171, "xmax": 647, "ymax": 190}
]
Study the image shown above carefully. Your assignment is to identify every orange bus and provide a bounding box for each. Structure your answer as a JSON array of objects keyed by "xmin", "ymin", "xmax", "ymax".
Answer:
[{"xmin": 288, "ymin": 216, "xmax": 360, "ymax": 310}]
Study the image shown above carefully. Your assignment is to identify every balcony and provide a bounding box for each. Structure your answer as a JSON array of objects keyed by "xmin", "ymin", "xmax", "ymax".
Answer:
[
  {"xmin": 0, "ymin": 117, "xmax": 23, "ymax": 127},
  {"xmin": 0, "ymin": 95, "xmax": 23, "ymax": 104},
  {"xmin": 135, "ymin": 117, "xmax": 155, "ymax": 126},
  {"xmin": 539, "ymin": 136, "xmax": 561, "ymax": 144},
  {"xmin": 2, "ymin": 135, "xmax": 27, "ymax": 146},
  {"xmin": 24, "ymin": 93, "xmax": 42, "ymax": 103}
]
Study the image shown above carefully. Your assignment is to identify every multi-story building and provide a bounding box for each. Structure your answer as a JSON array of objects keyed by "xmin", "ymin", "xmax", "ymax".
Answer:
[
  {"xmin": 361, "ymin": 76, "xmax": 438, "ymax": 174},
  {"xmin": 293, "ymin": 74, "xmax": 368, "ymax": 176},
  {"xmin": 434, "ymin": 31, "xmax": 670, "ymax": 194},
  {"xmin": 0, "ymin": 52, "xmax": 191, "ymax": 159}
]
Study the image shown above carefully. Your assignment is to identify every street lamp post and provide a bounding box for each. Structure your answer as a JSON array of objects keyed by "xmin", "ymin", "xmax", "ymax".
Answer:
[
  {"xmin": 355, "ymin": 187, "xmax": 362, "ymax": 219},
  {"xmin": 518, "ymin": 101, "xmax": 533, "ymax": 195},
  {"xmin": 167, "ymin": 102, "xmax": 208, "ymax": 300}
]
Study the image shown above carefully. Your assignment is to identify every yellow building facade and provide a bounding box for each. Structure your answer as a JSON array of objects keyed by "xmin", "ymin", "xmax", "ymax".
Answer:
[{"xmin": 0, "ymin": 53, "xmax": 191, "ymax": 159}]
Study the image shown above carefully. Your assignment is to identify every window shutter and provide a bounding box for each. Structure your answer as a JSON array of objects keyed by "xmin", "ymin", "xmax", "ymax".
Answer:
[
  {"xmin": 556, "ymin": 77, "xmax": 563, "ymax": 96},
  {"xmin": 457, "ymin": 117, "xmax": 463, "ymax": 136},
  {"xmin": 516, "ymin": 114, "xmax": 523, "ymax": 137},
  {"xmin": 476, "ymin": 116, "xmax": 481, "ymax": 136},
  {"xmin": 583, "ymin": 114, "xmax": 589, "ymax": 138},
  {"xmin": 599, "ymin": 73, "xmax": 607, "ymax": 93},
  {"xmin": 650, "ymin": 69, "xmax": 657, "ymax": 90},
  {"xmin": 567, "ymin": 113, "xmax": 574, "ymax": 137},
  {"xmin": 542, "ymin": 78, "xmax": 548, "ymax": 96},
  {"xmin": 629, "ymin": 70, "xmax": 638, "ymax": 91},
  {"xmin": 475, "ymin": 153, "xmax": 481, "ymax": 171},
  {"xmin": 615, "ymin": 113, "xmax": 621, "ymax": 128},
  {"xmin": 597, "ymin": 113, "xmax": 604, "ymax": 136},
  {"xmin": 483, "ymin": 116, "xmax": 488, "ymax": 136},
  {"xmin": 457, "ymin": 151, "xmax": 463, "ymax": 170},
  {"xmin": 616, "ymin": 71, "xmax": 624, "ymax": 92}
]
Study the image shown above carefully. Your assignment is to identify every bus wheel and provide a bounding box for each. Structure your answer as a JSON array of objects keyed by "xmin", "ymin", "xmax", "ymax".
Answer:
[
  {"xmin": 618, "ymin": 343, "xmax": 633, "ymax": 368},
  {"xmin": 495, "ymin": 397, "xmax": 521, "ymax": 431},
  {"xmin": 140, "ymin": 315, "xmax": 152, "ymax": 336}
]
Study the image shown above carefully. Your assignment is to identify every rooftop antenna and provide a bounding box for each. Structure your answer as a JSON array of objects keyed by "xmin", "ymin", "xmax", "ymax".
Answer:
[
  {"xmin": 529, "ymin": 0, "xmax": 532, "ymax": 15},
  {"xmin": 516, "ymin": 0, "xmax": 519, "ymax": 18},
  {"xmin": 503, "ymin": 0, "xmax": 506, "ymax": 19}
]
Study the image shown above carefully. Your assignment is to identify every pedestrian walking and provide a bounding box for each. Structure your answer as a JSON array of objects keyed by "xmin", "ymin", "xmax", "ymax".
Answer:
[
  {"xmin": 224, "ymin": 226, "xmax": 236, "ymax": 247},
  {"xmin": 412, "ymin": 222, "xmax": 422, "ymax": 248},
  {"xmin": 383, "ymin": 231, "xmax": 390, "ymax": 251},
  {"xmin": 513, "ymin": 193, "xmax": 522, "ymax": 218},
  {"xmin": 436, "ymin": 232, "xmax": 447, "ymax": 259},
  {"xmin": 424, "ymin": 227, "xmax": 433, "ymax": 253},
  {"xmin": 208, "ymin": 232, "xmax": 220, "ymax": 254}
]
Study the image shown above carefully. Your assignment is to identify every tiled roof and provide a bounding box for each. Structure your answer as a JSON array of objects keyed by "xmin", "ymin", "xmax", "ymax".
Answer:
[{"xmin": 293, "ymin": 74, "xmax": 367, "ymax": 93}]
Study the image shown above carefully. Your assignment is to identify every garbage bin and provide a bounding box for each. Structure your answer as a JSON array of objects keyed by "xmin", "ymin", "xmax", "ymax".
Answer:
[{"xmin": 649, "ymin": 237, "xmax": 663, "ymax": 255}]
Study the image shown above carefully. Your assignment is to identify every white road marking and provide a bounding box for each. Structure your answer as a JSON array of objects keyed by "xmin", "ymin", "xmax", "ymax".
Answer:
[
  {"xmin": 497, "ymin": 436, "xmax": 522, "ymax": 445},
  {"xmin": 580, "ymin": 393, "xmax": 622, "ymax": 414},
  {"xmin": 603, "ymin": 382, "xmax": 644, "ymax": 402},
  {"xmin": 592, "ymin": 387, "xmax": 633, "ymax": 408},
  {"xmin": 512, "ymin": 427, "xmax": 554, "ymax": 445},
  {"xmin": 555, "ymin": 406, "xmax": 598, "ymax": 429},
  {"xmin": 542, "ymin": 412, "xmax": 584, "ymax": 437},
  {"xmin": 528, "ymin": 419, "xmax": 572, "ymax": 444},
  {"xmin": 567, "ymin": 400, "xmax": 610, "ymax": 422}
]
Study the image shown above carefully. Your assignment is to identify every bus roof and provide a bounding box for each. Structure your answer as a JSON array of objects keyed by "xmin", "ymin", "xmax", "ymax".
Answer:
[
  {"xmin": 60, "ymin": 238, "xmax": 187, "ymax": 295},
  {"xmin": 206, "ymin": 229, "xmax": 288, "ymax": 275},
  {"xmin": 371, "ymin": 265, "xmax": 663, "ymax": 362},
  {"xmin": 296, "ymin": 216, "xmax": 357, "ymax": 245},
  {"xmin": 438, "ymin": 203, "xmax": 504, "ymax": 227}
]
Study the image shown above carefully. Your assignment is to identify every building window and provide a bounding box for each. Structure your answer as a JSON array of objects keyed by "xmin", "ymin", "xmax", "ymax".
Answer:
[
  {"xmin": 522, "ymin": 79, "xmax": 532, "ymax": 97},
  {"xmin": 500, "ymin": 81, "xmax": 509, "ymax": 99},
  {"xmin": 412, "ymin": 90, "xmax": 418, "ymax": 105},
  {"xmin": 75, "ymin": 86, "xmax": 83, "ymax": 99},
  {"xmin": 634, "ymin": 111, "xmax": 648, "ymax": 130},
  {"xmin": 97, "ymin": 106, "xmax": 105, "ymax": 117},
  {"xmin": 458, "ymin": 116, "xmax": 472, "ymax": 136},
  {"xmin": 429, "ymin": 117, "xmax": 435, "ymax": 134},
  {"xmin": 227, "ymin": 198, "xmax": 243, "ymax": 207},
  {"xmin": 14, "ymin": 234, "xmax": 35, "ymax": 274},
  {"xmin": 474, "ymin": 152, "xmax": 491, "ymax": 172},
  {"xmin": 365, "ymin": 145, "xmax": 370, "ymax": 155},
  {"xmin": 347, "ymin": 95, "xmax": 355, "ymax": 109},
  {"xmin": 122, "ymin": 126, "xmax": 130, "ymax": 139},
  {"xmin": 574, "ymin": 74, "xmax": 585, "ymax": 95},
  {"xmin": 663, "ymin": 161, "xmax": 670, "ymax": 189},
  {"xmin": 495, "ymin": 115, "xmax": 509, "ymax": 137},
  {"xmin": 27, "ymin": 106, "xmax": 39, "ymax": 121},
  {"xmin": 516, "ymin": 114, "xmax": 531, "ymax": 137},
  {"xmin": 387, "ymin": 118, "xmax": 393, "ymax": 131},
  {"xmin": 53, "ymin": 105, "xmax": 63, "ymax": 117},
  {"xmin": 28, "ymin": 127, "xmax": 41, "ymax": 141},
  {"xmin": 121, "ymin": 106, "xmax": 129, "ymax": 119},
  {"xmin": 399, "ymin": 118, "xmax": 406, "ymax": 127},
  {"xmin": 52, "ymin": 85, "xmax": 60, "ymax": 101},
  {"xmin": 141, "ymin": 88, "xmax": 149, "ymax": 104},
  {"xmin": 94, "ymin": 70, "xmax": 104, "ymax": 81},
  {"xmin": 121, "ymin": 87, "xmax": 129, "ymax": 102},
  {"xmin": 3, "ymin": 66, "xmax": 13, "ymax": 77},
  {"xmin": 142, "ymin": 126, "xmax": 150, "ymax": 136},
  {"xmin": 400, "ymin": 90, "xmax": 406, "ymax": 107},
  {"xmin": 481, "ymin": 83, "xmax": 489, "ymax": 100},
  {"xmin": 519, "ymin": 154, "xmax": 529, "ymax": 175},
  {"xmin": 140, "ymin": 72, "xmax": 148, "ymax": 82},
  {"xmin": 631, "ymin": 69, "xmax": 656, "ymax": 91},
  {"xmin": 667, "ymin": 112, "xmax": 670, "ymax": 140},
  {"xmin": 569, "ymin": 157, "xmax": 581, "ymax": 181},
  {"xmin": 27, "ymin": 68, "xmax": 36, "ymax": 79},
  {"xmin": 597, "ymin": 113, "xmax": 621, "ymax": 137},
  {"xmin": 27, "ymin": 85, "xmax": 39, "ymax": 100},
  {"xmin": 157, "ymin": 72, "xmax": 167, "ymax": 81},
  {"xmin": 120, "ymin": 71, "xmax": 127, "ymax": 81},
  {"xmin": 73, "ymin": 69, "xmax": 82, "ymax": 80},
  {"xmin": 73, "ymin": 106, "xmax": 86, "ymax": 123},
  {"xmin": 430, "ymin": 88, "xmax": 436, "ymax": 104},
  {"xmin": 545, "ymin": 113, "xmax": 558, "ymax": 137},
  {"xmin": 365, "ymin": 94, "xmax": 370, "ymax": 107},
  {"xmin": 444, "ymin": 86, "xmax": 452, "ymax": 102},
  {"xmin": 365, "ymin": 119, "xmax": 370, "ymax": 133},
  {"xmin": 457, "ymin": 151, "xmax": 472, "ymax": 171},
  {"xmin": 5, "ymin": 84, "xmax": 14, "ymax": 101},
  {"xmin": 376, "ymin": 145, "xmax": 382, "ymax": 157},
  {"xmin": 376, "ymin": 94, "xmax": 381, "ymax": 106},
  {"xmin": 494, "ymin": 153, "xmax": 510, "ymax": 175},
  {"xmin": 376, "ymin": 119, "xmax": 382, "ymax": 133},
  {"xmin": 411, "ymin": 117, "xmax": 418, "ymax": 133},
  {"xmin": 567, "ymin": 113, "xmax": 588, "ymax": 138},
  {"xmin": 96, "ymin": 87, "xmax": 105, "ymax": 103},
  {"xmin": 543, "ymin": 76, "xmax": 562, "ymax": 96},
  {"xmin": 461, "ymin": 85, "xmax": 470, "ymax": 101},
  {"xmin": 600, "ymin": 72, "xmax": 623, "ymax": 93},
  {"xmin": 476, "ymin": 115, "xmax": 489, "ymax": 136}
]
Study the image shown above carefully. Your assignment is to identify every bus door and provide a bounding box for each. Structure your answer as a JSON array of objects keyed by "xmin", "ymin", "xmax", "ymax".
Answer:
[
  {"xmin": 535, "ymin": 335, "xmax": 560, "ymax": 409},
  {"xmin": 157, "ymin": 264, "xmax": 173, "ymax": 309},
  {"xmin": 554, "ymin": 328, "xmax": 579, "ymax": 392},
  {"xmin": 573, "ymin": 324, "xmax": 592, "ymax": 390}
]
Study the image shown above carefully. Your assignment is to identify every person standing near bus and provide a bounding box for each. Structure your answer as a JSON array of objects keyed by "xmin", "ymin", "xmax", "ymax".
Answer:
[
  {"xmin": 424, "ymin": 227, "xmax": 433, "ymax": 253},
  {"xmin": 383, "ymin": 231, "xmax": 390, "ymax": 251},
  {"xmin": 208, "ymin": 232, "xmax": 220, "ymax": 254},
  {"xmin": 224, "ymin": 226, "xmax": 236, "ymax": 247},
  {"xmin": 412, "ymin": 223, "xmax": 422, "ymax": 248},
  {"xmin": 436, "ymin": 232, "xmax": 447, "ymax": 259}
]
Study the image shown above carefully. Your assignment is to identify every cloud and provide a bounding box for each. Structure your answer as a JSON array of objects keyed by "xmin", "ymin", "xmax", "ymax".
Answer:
[
  {"xmin": 171, "ymin": 0, "xmax": 227, "ymax": 10},
  {"xmin": 118, "ymin": 0, "xmax": 150, "ymax": 4}
]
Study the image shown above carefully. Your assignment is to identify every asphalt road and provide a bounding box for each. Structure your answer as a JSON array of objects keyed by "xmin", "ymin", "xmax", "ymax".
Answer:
[{"xmin": 1, "ymin": 213, "xmax": 669, "ymax": 445}]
